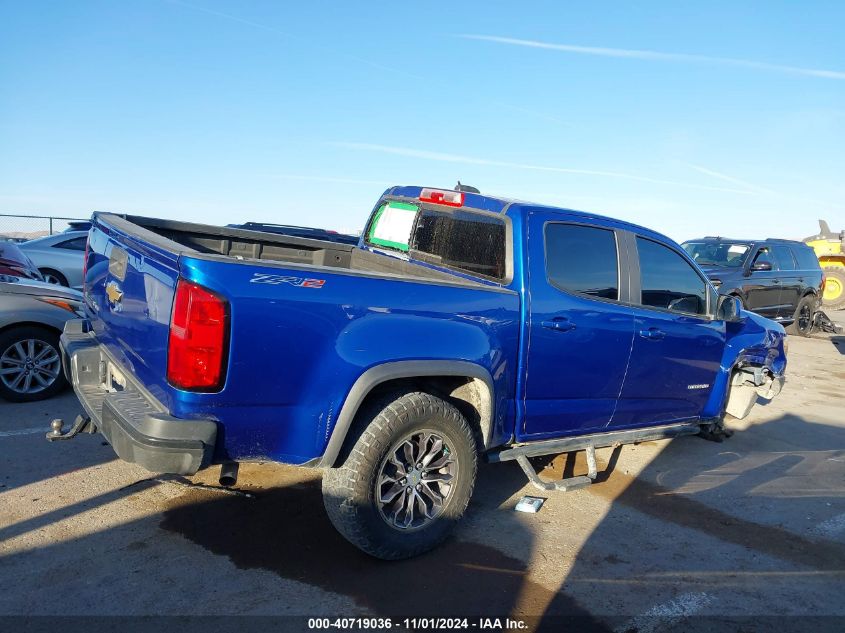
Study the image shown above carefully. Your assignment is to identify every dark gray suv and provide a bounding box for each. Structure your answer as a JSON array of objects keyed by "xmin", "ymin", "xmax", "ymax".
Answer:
[{"xmin": 682, "ymin": 238, "xmax": 824, "ymax": 336}]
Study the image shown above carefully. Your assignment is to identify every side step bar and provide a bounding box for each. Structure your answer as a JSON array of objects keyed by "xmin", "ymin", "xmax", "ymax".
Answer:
[{"xmin": 489, "ymin": 421, "xmax": 703, "ymax": 492}]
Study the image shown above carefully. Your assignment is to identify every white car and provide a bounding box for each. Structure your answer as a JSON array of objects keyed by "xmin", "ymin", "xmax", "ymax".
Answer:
[{"xmin": 18, "ymin": 231, "xmax": 87, "ymax": 288}]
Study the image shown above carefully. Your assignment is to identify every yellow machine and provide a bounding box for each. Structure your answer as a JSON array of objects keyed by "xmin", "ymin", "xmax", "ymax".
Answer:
[{"xmin": 804, "ymin": 220, "xmax": 845, "ymax": 309}]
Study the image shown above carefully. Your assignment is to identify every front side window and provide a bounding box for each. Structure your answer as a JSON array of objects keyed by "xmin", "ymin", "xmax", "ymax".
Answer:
[
  {"xmin": 638, "ymin": 237, "xmax": 707, "ymax": 315},
  {"xmin": 751, "ymin": 246, "xmax": 775, "ymax": 269},
  {"xmin": 545, "ymin": 223, "xmax": 619, "ymax": 300}
]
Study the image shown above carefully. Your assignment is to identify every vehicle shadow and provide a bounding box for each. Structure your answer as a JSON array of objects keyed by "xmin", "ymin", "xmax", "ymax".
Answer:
[
  {"xmin": 2, "ymin": 414, "xmax": 843, "ymax": 630},
  {"xmin": 556, "ymin": 413, "xmax": 845, "ymax": 627},
  {"xmin": 158, "ymin": 458, "xmax": 608, "ymax": 628}
]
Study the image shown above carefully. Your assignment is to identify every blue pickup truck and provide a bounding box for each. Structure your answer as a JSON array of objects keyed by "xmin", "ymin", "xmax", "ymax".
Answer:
[{"xmin": 52, "ymin": 185, "xmax": 786, "ymax": 559}]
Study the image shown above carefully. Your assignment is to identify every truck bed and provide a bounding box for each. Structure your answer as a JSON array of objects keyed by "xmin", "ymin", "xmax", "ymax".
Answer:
[
  {"xmin": 113, "ymin": 214, "xmax": 466, "ymax": 284},
  {"xmin": 82, "ymin": 212, "xmax": 519, "ymax": 465}
]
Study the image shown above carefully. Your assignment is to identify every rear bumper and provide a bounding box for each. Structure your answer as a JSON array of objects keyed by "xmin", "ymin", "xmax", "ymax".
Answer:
[{"xmin": 60, "ymin": 319, "xmax": 217, "ymax": 475}]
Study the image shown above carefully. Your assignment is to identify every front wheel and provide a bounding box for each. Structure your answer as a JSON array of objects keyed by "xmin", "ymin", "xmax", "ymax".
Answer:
[{"xmin": 322, "ymin": 391, "xmax": 478, "ymax": 560}]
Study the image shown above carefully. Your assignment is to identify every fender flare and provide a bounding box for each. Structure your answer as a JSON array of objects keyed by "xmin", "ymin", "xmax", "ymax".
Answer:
[{"xmin": 319, "ymin": 360, "xmax": 495, "ymax": 468}]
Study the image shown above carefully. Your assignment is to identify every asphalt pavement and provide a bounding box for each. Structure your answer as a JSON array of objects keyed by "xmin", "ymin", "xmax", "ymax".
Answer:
[{"xmin": 1, "ymin": 333, "xmax": 843, "ymax": 631}]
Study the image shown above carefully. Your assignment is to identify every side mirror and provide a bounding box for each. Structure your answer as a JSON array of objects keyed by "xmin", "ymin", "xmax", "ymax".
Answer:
[
  {"xmin": 751, "ymin": 260, "xmax": 773, "ymax": 272},
  {"xmin": 717, "ymin": 294, "xmax": 743, "ymax": 322}
]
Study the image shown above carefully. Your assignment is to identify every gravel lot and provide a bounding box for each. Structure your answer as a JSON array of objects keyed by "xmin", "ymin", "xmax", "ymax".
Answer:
[{"xmin": 1, "ymin": 332, "xmax": 843, "ymax": 631}]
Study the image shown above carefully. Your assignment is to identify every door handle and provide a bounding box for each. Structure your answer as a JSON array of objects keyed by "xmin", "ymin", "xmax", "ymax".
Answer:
[
  {"xmin": 772, "ymin": 279, "xmax": 780, "ymax": 284},
  {"xmin": 541, "ymin": 318, "xmax": 576, "ymax": 332},
  {"xmin": 638, "ymin": 327, "xmax": 666, "ymax": 340}
]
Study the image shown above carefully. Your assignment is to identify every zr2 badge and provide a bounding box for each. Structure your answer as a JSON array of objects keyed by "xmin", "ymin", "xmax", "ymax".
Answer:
[{"xmin": 250, "ymin": 273, "xmax": 326, "ymax": 288}]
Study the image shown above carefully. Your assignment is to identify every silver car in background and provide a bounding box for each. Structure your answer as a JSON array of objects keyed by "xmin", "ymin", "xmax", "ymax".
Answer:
[
  {"xmin": 18, "ymin": 230, "xmax": 87, "ymax": 288},
  {"xmin": 0, "ymin": 275, "xmax": 84, "ymax": 402}
]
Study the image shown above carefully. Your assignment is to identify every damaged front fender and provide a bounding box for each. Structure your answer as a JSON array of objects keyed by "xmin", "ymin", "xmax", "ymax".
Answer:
[{"xmin": 702, "ymin": 310, "xmax": 787, "ymax": 420}]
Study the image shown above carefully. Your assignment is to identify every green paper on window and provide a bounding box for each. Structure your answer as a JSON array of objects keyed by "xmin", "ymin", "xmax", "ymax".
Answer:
[{"xmin": 368, "ymin": 202, "xmax": 417, "ymax": 252}]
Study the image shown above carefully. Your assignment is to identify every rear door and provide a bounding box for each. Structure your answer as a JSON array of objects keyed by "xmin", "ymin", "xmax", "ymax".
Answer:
[
  {"xmin": 521, "ymin": 213, "xmax": 635, "ymax": 438},
  {"xmin": 612, "ymin": 235, "xmax": 724, "ymax": 428},
  {"xmin": 769, "ymin": 244, "xmax": 801, "ymax": 318}
]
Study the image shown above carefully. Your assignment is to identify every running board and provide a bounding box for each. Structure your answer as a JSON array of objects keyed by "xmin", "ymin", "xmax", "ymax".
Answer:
[
  {"xmin": 515, "ymin": 448, "xmax": 597, "ymax": 492},
  {"xmin": 489, "ymin": 421, "xmax": 703, "ymax": 493}
]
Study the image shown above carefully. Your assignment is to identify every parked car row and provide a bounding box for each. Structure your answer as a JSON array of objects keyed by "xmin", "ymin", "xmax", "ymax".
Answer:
[
  {"xmin": 18, "ymin": 230, "xmax": 88, "ymax": 288},
  {"xmin": 0, "ymin": 240, "xmax": 43, "ymax": 281},
  {"xmin": 0, "ymin": 274, "xmax": 84, "ymax": 402}
]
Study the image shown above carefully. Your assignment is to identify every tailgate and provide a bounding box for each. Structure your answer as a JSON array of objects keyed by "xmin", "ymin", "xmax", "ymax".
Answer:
[{"xmin": 85, "ymin": 214, "xmax": 181, "ymax": 409}]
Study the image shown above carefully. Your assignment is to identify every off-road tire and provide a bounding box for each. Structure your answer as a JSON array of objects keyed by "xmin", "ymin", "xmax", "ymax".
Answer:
[
  {"xmin": 322, "ymin": 391, "xmax": 478, "ymax": 560},
  {"xmin": 785, "ymin": 295, "xmax": 816, "ymax": 337},
  {"xmin": 822, "ymin": 266, "xmax": 845, "ymax": 309},
  {"xmin": 0, "ymin": 325, "xmax": 67, "ymax": 402}
]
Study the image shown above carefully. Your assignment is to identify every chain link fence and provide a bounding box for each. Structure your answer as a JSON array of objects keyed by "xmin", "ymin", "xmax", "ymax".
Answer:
[{"xmin": 0, "ymin": 213, "xmax": 90, "ymax": 242}]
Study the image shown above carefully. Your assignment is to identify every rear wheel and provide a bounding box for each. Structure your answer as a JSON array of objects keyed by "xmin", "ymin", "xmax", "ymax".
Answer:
[
  {"xmin": 0, "ymin": 326, "xmax": 66, "ymax": 402},
  {"xmin": 39, "ymin": 269, "xmax": 68, "ymax": 286},
  {"xmin": 785, "ymin": 295, "xmax": 815, "ymax": 337},
  {"xmin": 322, "ymin": 391, "xmax": 478, "ymax": 560},
  {"xmin": 823, "ymin": 266, "xmax": 845, "ymax": 309}
]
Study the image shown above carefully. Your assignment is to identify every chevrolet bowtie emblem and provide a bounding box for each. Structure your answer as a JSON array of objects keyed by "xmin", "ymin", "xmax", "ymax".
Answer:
[{"xmin": 105, "ymin": 280, "xmax": 124, "ymax": 306}]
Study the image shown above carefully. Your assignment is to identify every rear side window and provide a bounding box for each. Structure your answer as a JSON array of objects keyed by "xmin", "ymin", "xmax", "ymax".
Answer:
[
  {"xmin": 411, "ymin": 208, "xmax": 507, "ymax": 280},
  {"xmin": 55, "ymin": 236, "xmax": 87, "ymax": 251},
  {"xmin": 545, "ymin": 224, "xmax": 619, "ymax": 300},
  {"xmin": 637, "ymin": 237, "xmax": 707, "ymax": 315},
  {"xmin": 791, "ymin": 245, "xmax": 821, "ymax": 270},
  {"xmin": 770, "ymin": 245, "xmax": 797, "ymax": 271}
]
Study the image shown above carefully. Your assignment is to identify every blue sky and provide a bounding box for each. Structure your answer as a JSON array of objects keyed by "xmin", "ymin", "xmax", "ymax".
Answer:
[{"xmin": 1, "ymin": 0, "xmax": 843, "ymax": 241}]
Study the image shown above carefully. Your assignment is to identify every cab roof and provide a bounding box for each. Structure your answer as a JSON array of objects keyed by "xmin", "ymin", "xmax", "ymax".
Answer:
[{"xmin": 383, "ymin": 185, "xmax": 668, "ymax": 242}]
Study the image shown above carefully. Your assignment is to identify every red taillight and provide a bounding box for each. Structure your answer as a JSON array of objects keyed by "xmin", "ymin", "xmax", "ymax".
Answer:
[
  {"xmin": 167, "ymin": 279, "xmax": 229, "ymax": 391},
  {"xmin": 821, "ymin": 273, "xmax": 826, "ymax": 294},
  {"xmin": 419, "ymin": 188, "xmax": 464, "ymax": 207}
]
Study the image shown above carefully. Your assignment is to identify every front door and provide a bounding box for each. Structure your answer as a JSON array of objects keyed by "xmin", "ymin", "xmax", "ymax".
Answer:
[
  {"xmin": 742, "ymin": 246, "xmax": 783, "ymax": 317},
  {"xmin": 521, "ymin": 215, "xmax": 635, "ymax": 439},
  {"xmin": 612, "ymin": 236, "xmax": 725, "ymax": 428}
]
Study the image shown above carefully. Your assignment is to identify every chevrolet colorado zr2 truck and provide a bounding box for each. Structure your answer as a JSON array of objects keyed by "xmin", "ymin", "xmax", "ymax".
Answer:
[{"xmin": 51, "ymin": 185, "xmax": 786, "ymax": 559}]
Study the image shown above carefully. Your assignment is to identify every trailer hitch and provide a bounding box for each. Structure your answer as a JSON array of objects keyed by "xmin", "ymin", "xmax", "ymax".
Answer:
[{"xmin": 46, "ymin": 415, "xmax": 95, "ymax": 441}]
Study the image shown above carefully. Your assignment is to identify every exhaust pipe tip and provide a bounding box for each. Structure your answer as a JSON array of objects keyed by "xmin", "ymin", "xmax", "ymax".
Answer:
[{"xmin": 219, "ymin": 461, "xmax": 239, "ymax": 487}]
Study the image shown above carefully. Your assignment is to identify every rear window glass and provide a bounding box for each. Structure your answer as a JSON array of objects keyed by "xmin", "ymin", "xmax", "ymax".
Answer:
[
  {"xmin": 56, "ymin": 236, "xmax": 87, "ymax": 251},
  {"xmin": 545, "ymin": 224, "xmax": 619, "ymax": 300},
  {"xmin": 366, "ymin": 201, "xmax": 417, "ymax": 252},
  {"xmin": 365, "ymin": 201, "xmax": 507, "ymax": 280},
  {"xmin": 411, "ymin": 208, "xmax": 507, "ymax": 280}
]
